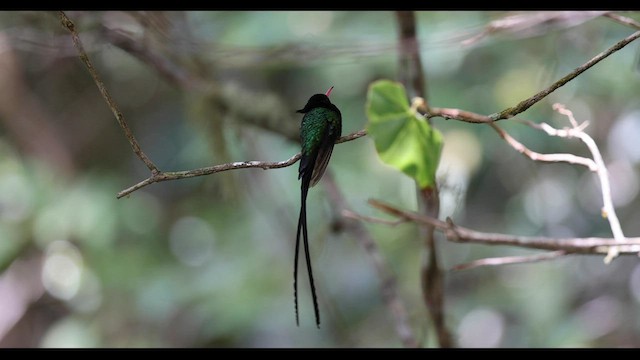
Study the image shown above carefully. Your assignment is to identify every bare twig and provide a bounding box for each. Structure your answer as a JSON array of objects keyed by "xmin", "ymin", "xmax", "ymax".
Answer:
[
  {"xmin": 603, "ymin": 13, "xmax": 640, "ymax": 30},
  {"xmin": 336, "ymin": 129, "xmax": 367, "ymax": 144},
  {"xmin": 117, "ymin": 152, "xmax": 301, "ymax": 198},
  {"xmin": 367, "ymin": 199, "xmax": 640, "ymax": 255},
  {"xmin": 58, "ymin": 11, "xmax": 159, "ymax": 174},
  {"xmin": 426, "ymin": 106, "xmax": 492, "ymax": 123},
  {"xmin": 461, "ymin": 11, "xmax": 607, "ymax": 47},
  {"xmin": 451, "ymin": 251, "xmax": 568, "ymax": 271},
  {"xmin": 549, "ymin": 104, "xmax": 626, "ymax": 263},
  {"xmin": 117, "ymin": 130, "xmax": 367, "ymax": 198},
  {"xmin": 324, "ymin": 174, "xmax": 418, "ymax": 348},
  {"xmin": 489, "ymin": 122, "xmax": 598, "ymax": 171},
  {"xmin": 487, "ymin": 104, "xmax": 627, "ymax": 263},
  {"xmin": 419, "ymin": 29, "xmax": 640, "ymax": 125},
  {"xmin": 342, "ymin": 210, "xmax": 408, "ymax": 226},
  {"xmin": 491, "ymin": 29, "xmax": 640, "ymax": 121}
]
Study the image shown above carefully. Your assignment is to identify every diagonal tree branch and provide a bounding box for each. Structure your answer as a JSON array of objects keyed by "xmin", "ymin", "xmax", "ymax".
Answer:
[
  {"xmin": 366, "ymin": 199, "xmax": 640, "ymax": 255},
  {"xmin": 461, "ymin": 11, "xmax": 608, "ymax": 47},
  {"xmin": 58, "ymin": 11, "xmax": 159, "ymax": 175},
  {"xmin": 116, "ymin": 129, "xmax": 367, "ymax": 198},
  {"xmin": 342, "ymin": 210, "xmax": 408, "ymax": 227},
  {"xmin": 419, "ymin": 29, "xmax": 640, "ymax": 124},
  {"xmin": 603, "ymin": 12, "xmax": 640, "ymax": 30},
  {"xmin": 489, "ymin": 122, "xmax": 598, "ymax": 171},
  {"xmin": 451, "ymin": 251, "xmax": 569, "ymax": 271},
  {"xmin": 491, "ymin": 29, "xmax": 640, "ymax": 121}
]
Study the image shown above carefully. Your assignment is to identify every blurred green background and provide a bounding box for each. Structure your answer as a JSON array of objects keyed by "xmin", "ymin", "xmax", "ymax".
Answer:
[{"xmin": 1, "ymin": 11, "xmax": 640, "ymax": 348}]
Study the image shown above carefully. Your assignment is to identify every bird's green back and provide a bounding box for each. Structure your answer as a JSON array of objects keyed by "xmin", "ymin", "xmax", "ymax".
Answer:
[{"xmin": 300, "ymin": 107, "xmax": 341, "ymax": 155}]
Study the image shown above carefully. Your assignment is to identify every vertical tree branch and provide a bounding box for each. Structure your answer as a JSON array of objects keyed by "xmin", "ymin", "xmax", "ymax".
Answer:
[
  {"xmin": 323, "ymin": 173, "xmax": 418, "ymax": 348},
  {"xmin": 396, "ymin": 11, "xmax": 427, "ymax": 104},
  {"xmin": 396, "ymin": 11, "xmax": 454, "ymax": 348},
  {"xmin": 417, "ymin": 187, "xmax": 453, "ymax": 347}
]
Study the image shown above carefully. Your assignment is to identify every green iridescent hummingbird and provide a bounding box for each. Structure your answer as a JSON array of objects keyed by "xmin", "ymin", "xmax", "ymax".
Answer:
[{"xmin": 294, "ymin": 86, "xmax": 342, "ymax": 328}]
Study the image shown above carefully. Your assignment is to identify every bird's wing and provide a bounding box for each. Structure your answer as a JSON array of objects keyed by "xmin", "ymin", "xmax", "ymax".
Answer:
[{"xmin": 309, "ymin": 124, "xmax": 337, "ymax": 187}]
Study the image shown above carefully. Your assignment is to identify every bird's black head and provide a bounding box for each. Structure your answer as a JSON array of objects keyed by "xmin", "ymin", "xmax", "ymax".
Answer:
[
  {"xmin": 296, "ymin": 94, "xmax": 332, "ymax": 114},
  {"xmin": 296, "ymin": 86, "xmax": 335, "ymax": 114}
]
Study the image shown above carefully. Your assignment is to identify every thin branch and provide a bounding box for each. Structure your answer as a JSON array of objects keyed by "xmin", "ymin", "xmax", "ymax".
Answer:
[
  {"xmin": 323, "ymin": 174, "xmax": 418, "ymax": 348},
  {"xmin": 116, "ymin": 130, "xmax": 367, "ymax": 199},
  {"xmin": 342, "ymin": 208, "xmax": 572, "ymax": 273},
  {"xmin": 336, "ymin": 129, "xmax": 367, "ymax": 144},
  {"xmin": 426, "ymin": 106, "xmax": 492, "ymax": 123},
  {"xmin": 603, "ymin": 13, "xmax": 640, "ymax": 30},
  {"xmin": 491, "ymin": 29, "xmax": 640, "ymax": 121},
  {"xmin": 420, "ymin": 29, "xmax": 640, "ymax": 125},
  {"xmin": 367, "ymin": 199, "xmax": 640, "ymax": 255},
  {"xmin": 461, "ymin": 11, "xmax": 608, "ymax": 47},
  {"xmin": 342, "ymin": 210, "xmax": 408, "ymax": 226},
  {"xmin": 451, "ymin": 251, "xmax": 568, "ymax": 271},
  {"xmin": 490, "ymin": 104, "xmax": 627, "ymax": 263},
  {"xmin": 550, "ymin": 104, "xmax": 626, "ymax": 263},
  {"xmin": 489, "ymin": 122, "xmax": 598, "ymax": 171},
  {"xmin": 58, "ymin": 11, "xmax": 159, "ymax": 174},
  {"xmin": 117, "ymin": 152, "xmax": 300, "ymax": 198}
]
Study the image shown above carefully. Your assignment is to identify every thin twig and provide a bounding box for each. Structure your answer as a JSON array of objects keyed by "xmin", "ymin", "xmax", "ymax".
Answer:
[
  {"xmin": 336, "ymin": 129, "xmax": 367, "ymax": 144},
  {"xmin": 58, "ymin": 11, "xmax": 159, "ymax": 174},
  {"xmin": 550, "ymin": 104, "xmax": 626, "ymax": 263},
  {"xmin": 489, "ymin": 122, "xmax": 598, "ymax": 171},
  {"xmin": 451, "ymin": 251, "xmax": 568, "ymax": 271},
  {"xmin": 117, "ymin": 153, "xmax": 300, "ymax": 198},
  {"xmin": 603, "ymin": 13, "xmax": 640, "ymax": 30},
  {"xmin": 491, "ymin": 29, "xmax": 640, "ymax": 121},
  {"xmin": 367, "ymin": 199, "xmax": 640, "ymax": 255},
  {"xmin": 419, "ymin": 29, "xmax": 640, "ymax": 125},
  {"xmin": 117, "ymin": 130, "xmax": 367, "ymax": 198},
  {"xmin": 342, "ymin": 210, "xmax": 408, "ymax": 226},
  {"xmin": 426, "ymin": 106, "xmax": 492, "ymax": 123},
  {"xmin": 324, "ymin": 174, "xmax": 418, "ymax": 348},
  {"xmin": 461, "ymin": 11, "xmax": 607, "ymax": 47}
]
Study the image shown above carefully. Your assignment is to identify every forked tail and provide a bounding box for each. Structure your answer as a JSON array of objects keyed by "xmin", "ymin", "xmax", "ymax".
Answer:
[{"xmin": 294, "ymin": 174, "xmax": 321, "ymax": 328}]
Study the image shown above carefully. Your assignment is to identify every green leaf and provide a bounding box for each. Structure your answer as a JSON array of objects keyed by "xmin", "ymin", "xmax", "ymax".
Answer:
[{"xmin": 365, "ymin": 80, "xmax": 443, "ymax": 189}]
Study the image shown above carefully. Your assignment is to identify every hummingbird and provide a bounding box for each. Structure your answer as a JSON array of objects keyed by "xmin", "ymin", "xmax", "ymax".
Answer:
[{"xmin": 294, "ymin": 86, "xmax": 342, "ymax": 328}]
